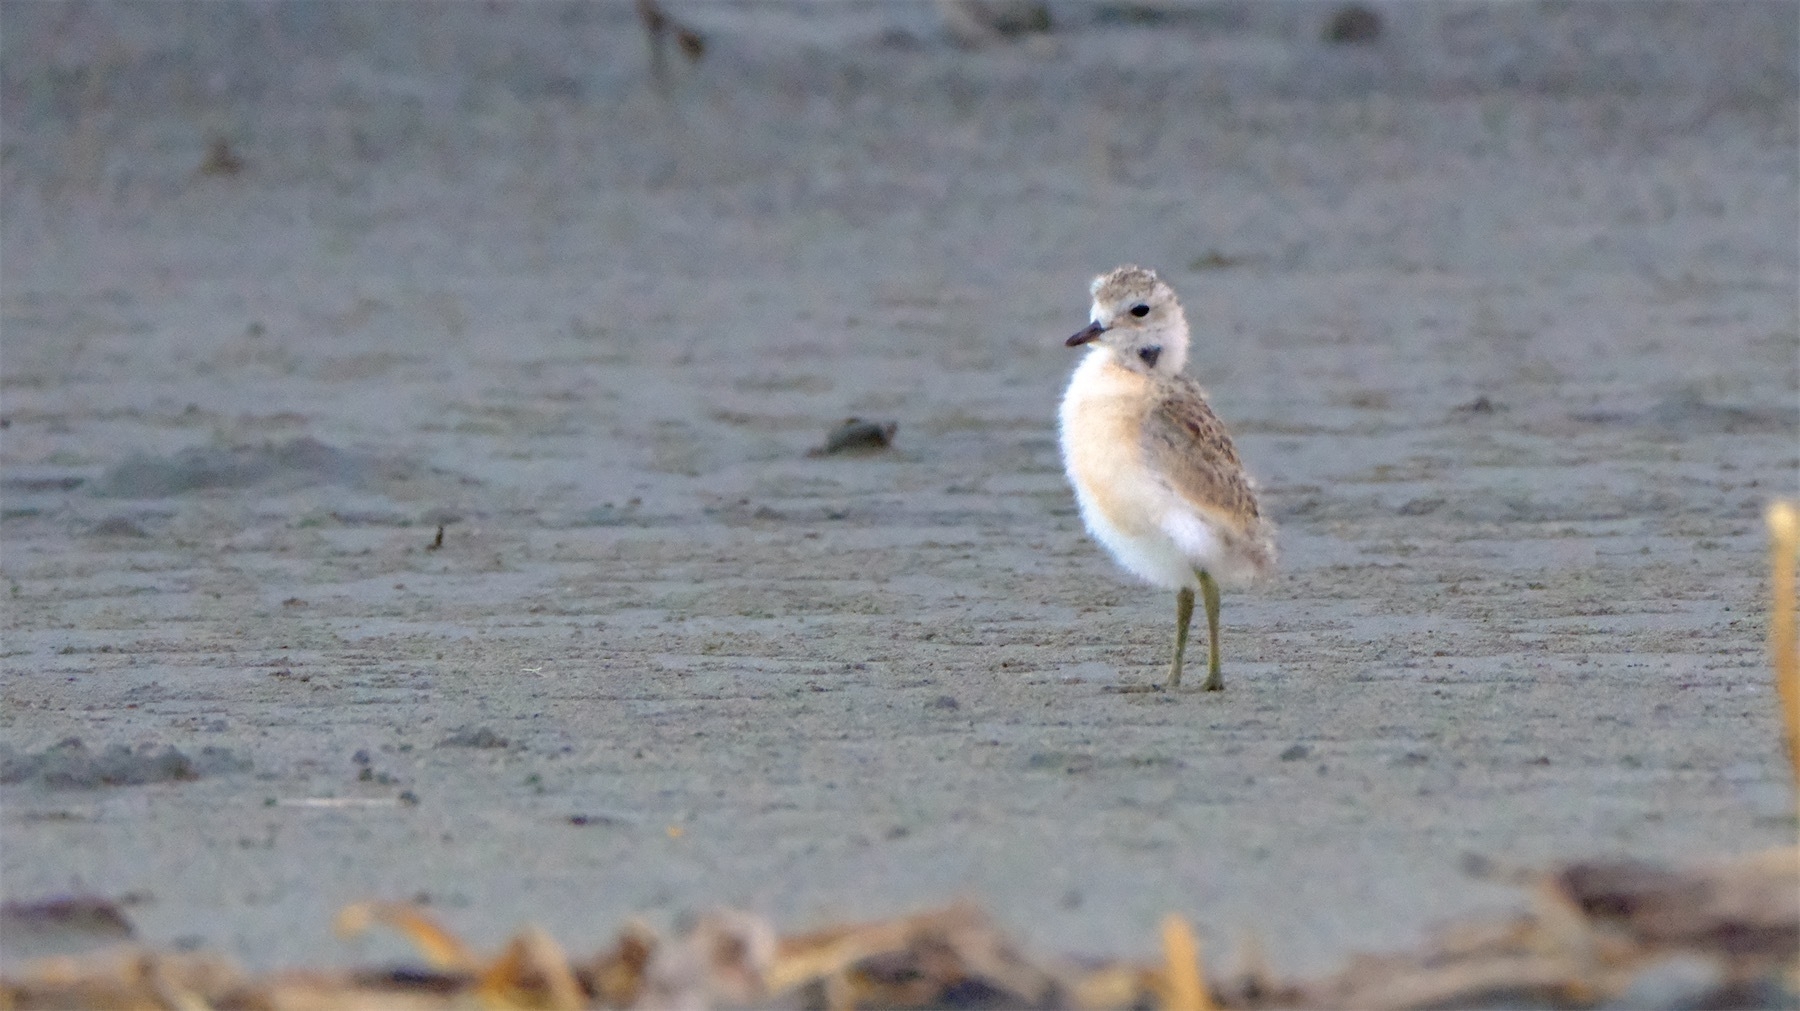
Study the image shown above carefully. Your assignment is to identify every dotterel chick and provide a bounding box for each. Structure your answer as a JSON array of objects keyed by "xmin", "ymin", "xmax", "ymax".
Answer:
[{"xmin": 1058, "ymin": 265, "xmax": 1275, "ymax": 691}]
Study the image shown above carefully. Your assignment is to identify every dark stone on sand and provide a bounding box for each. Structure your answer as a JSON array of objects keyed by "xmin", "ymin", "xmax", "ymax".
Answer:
[
  {"xmin": 808, "ymin": 418, "xmax": 898, "ymax": 457},
  {"xmin": 197, "ymin": 136, "xmax": 246, "ymax": 176},
  {"xmin": 1323, "ymin": 4, "xmax": 1382, "ymax": 45}
]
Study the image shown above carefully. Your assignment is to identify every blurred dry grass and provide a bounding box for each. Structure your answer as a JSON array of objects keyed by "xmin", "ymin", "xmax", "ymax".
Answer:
[{"xmin": 3, "ymin": 847, "xmax": 1795, "ymax": 1009}]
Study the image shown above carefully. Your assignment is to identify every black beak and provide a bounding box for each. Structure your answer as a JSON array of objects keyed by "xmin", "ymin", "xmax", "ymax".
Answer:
[{"xmin": 1065, "ymin": 321, "xmax": 1106, "ymax": 347}]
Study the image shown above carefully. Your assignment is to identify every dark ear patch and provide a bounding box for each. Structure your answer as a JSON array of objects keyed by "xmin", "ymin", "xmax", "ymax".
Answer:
[{"xmin": 1137, "ymin": 345, "xmax": 1162, "ymax": 368}]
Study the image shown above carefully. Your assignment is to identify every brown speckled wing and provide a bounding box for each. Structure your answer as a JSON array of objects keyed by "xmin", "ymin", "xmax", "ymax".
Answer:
[{"xmin": 1142, "ymin": 377, "xmax": 1264, "ymax": 533}]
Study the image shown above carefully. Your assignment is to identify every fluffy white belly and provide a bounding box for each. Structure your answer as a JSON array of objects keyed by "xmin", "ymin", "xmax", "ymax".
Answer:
[{"xmin": 1071, "ymin": 481, "xmax": 1206, "ymax": 590}]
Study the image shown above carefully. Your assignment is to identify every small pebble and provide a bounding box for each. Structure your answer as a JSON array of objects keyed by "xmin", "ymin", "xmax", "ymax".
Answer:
[{"xmin": 1323, "ymin": 4, "xmax": 1381, "ymax": 44}]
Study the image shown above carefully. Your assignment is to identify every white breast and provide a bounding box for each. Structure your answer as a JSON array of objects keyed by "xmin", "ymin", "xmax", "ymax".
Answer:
[{"xmin": 1058, "ymin": 352, "xmax": 1211, "ymax": 591}]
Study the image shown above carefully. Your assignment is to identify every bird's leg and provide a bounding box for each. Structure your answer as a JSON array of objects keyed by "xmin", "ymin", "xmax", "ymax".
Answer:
[
  {"xmin": 1199, "ymin": 570, "xmax": 1223, "ymax": 691},
  {"xmin": 1166, "ymin": 584, "xmax": 1195, "ymax": 688},
  {"xmin": 1103, "ymin": 585, "xmax": 1200, "ymax": 695}
]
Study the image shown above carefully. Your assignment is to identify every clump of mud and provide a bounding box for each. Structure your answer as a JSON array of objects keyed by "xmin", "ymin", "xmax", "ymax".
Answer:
[
  {"xmin": 90, "ymin": 437, "xmax": 412, "ymax": 498},
  {"xmin": 435, "ymin": 726, "xmax": 511, "ymax": 749},
  {"xmin": 0, "ymin": 738, "xmax": 251, "ymax": 788}
]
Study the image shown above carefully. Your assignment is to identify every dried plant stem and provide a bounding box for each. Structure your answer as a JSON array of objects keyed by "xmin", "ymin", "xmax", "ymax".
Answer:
[
  {"xmin": 1767, "ymin": 500, "xmax": 1799, "ymax": 794},
  {"xmin": 1158, "ymin": 914, "xmax": 1214, "ymax": 1011},
  {"xmin": 334, "ymin": 902, "xmax": 479, "ymax": 972}
]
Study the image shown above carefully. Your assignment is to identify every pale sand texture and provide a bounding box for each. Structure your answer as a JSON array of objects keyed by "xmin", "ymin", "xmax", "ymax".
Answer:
[{"xmin": 2, "ymin": 0, "xmax": 1797, "ymax": 976}]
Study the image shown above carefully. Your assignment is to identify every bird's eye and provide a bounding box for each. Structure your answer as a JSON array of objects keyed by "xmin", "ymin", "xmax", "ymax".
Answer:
[{"xmin": 1129, "ymin": 304, "xmax": 1150, "ymax": 318}]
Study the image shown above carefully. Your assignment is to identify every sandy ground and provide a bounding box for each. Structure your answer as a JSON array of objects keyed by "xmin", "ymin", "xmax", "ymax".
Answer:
[{"xmin": 2, "ymin": 0, "xmax": 1797, "ymax": 979}]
